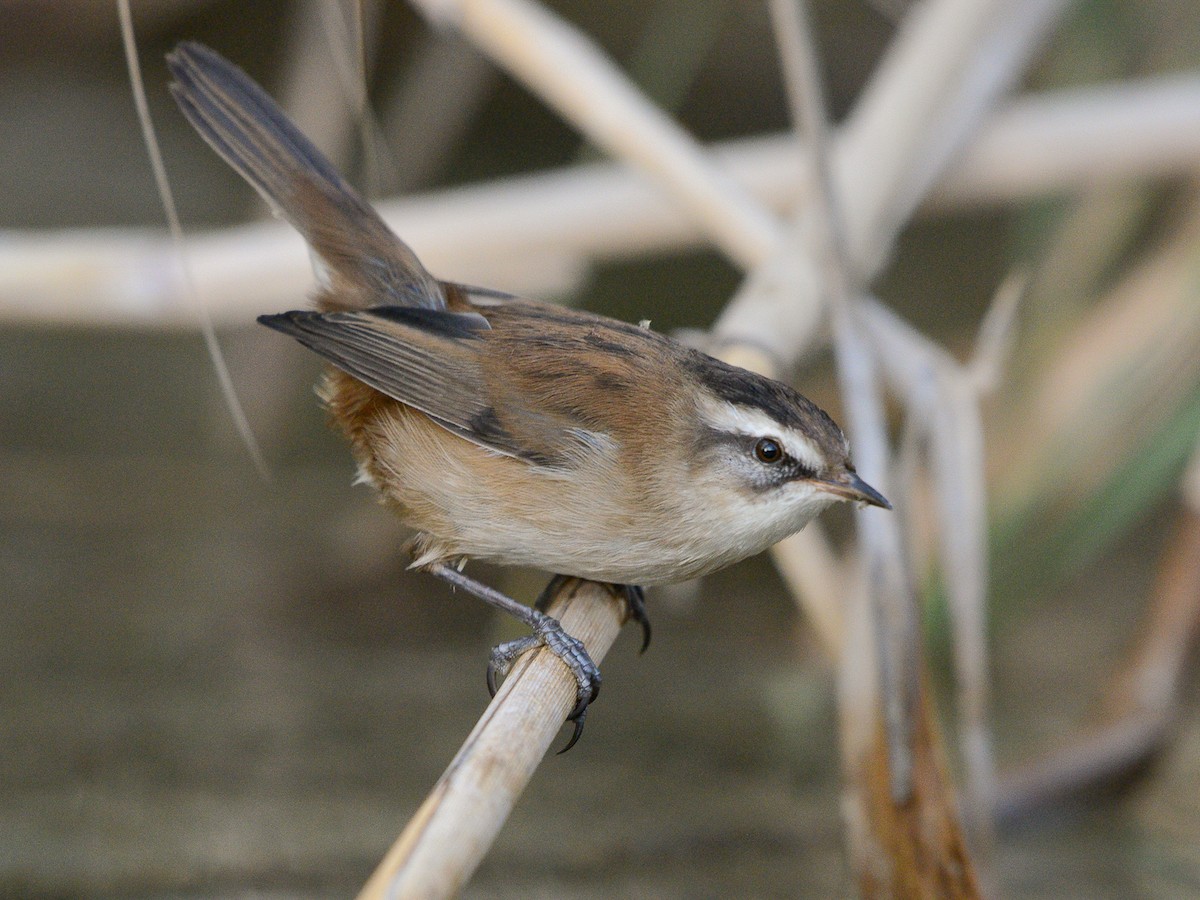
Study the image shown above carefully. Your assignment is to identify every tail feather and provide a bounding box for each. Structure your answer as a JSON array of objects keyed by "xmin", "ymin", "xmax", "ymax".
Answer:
[{"xmin": 167, "ymin": 41, "xmax": 444, "ymax": 311}]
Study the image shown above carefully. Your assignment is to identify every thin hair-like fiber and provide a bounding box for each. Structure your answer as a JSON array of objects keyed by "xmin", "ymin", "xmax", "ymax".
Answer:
[{"xmin": 116, "ymin": 0, "xmax": 270, "ymax": 480}]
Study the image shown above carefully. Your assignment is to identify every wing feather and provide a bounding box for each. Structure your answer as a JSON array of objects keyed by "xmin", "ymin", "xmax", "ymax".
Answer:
[{"xmin": 259, "ymin": 305, "xmax": 598, "ymax": 466}]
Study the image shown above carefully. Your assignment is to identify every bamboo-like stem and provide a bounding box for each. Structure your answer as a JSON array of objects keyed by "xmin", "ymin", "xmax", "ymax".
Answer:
[
  {"xmin": 766, "ymin": 0, "xmax": 1032, "ymax": 887},
  {"xmin": 357, "ymin": 579, "xmax": 626, "ymax": 899},
  {"xmin": 769, "ymin": 7, "xmax": 940, "ymax": 887},
  {"xmin": 839, "ymin": 0, "xmax": 1069, "ymax": 277},
  {"xmin": 725, "ymin": 1, "xmax": 1059, "ymax": 862},
  {"xmin": 7, "ymin": 73, "xmax": 1200, "ymax": 325},
  {"xmin": 860, "ymin": 672, "xmax": 985, "ymax": 897},
  {"xmin": 766, "ymin": 0, "xmax": 902, "ymax": 780},
  {"xmin": 716, "ymin": 0, "xmax": 1068, "ymax": 365},
  {"xmin": 860, "ymin": 293, "xmax": 999, "ymax": 846},
  {"xmin": 938, "ymin": 73, "xmax": 1200, "ymax": 204},
  {"xmin": 410, "ymin": 0, "xmax": 781, "ymax": 269}
]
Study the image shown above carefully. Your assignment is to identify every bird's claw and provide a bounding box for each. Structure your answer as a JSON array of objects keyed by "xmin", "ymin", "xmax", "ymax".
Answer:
[
  {"xmin": 486, "ymin": 615, "xmax": 601, "ymax": 752},
  {"xmin": 535, "ymin": 576, "xmax": 652, "ymax": 654},
  {"xmin": 487, "ymin": 634, "xmax": 534, "ymax": 697},
  {"xmin": 617, "ymin": 584, "xmax": 651, "ymax": 653},
  {"xmin": 559, "ymin": 706, "xmax": 587, "ymax": 755}
]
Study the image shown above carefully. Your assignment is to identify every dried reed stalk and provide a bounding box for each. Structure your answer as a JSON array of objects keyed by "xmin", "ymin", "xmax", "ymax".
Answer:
[
  {"xmin": 356, "ymin": 579, "xmax": 626, "ymax": 899},
  {"xmin": 6, "ymin": 75, "xmax": 1200, "ymax": 325},
  {"xmin": 861, "ymin": 289, "xmax": 1012, "ymax": 851},
  {"xmin": 855, "ymin": 674, "xmax": 985, "ymax": 897},
  {"xmin": 768, "ymin": 3, "xmax": 984, "ymax": 892},
  {"xmin": 411, "ymin": 0, "xmax": 782, "ymax": 268}
]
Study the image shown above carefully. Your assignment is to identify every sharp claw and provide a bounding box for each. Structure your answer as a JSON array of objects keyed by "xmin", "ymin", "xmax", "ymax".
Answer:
[
  {"xmin": 425, "ymin": 566, "xmax": 607, "ymax": 749},
  {"xmin": 534, "ymin": 573, "xmax": 571, "ymax": 612},
  {"xmin": 620, "ymin": 585, "xmax": 652, "ymax": 654},
  {"xmin": 557, "ymin": 707, "xmax": 587, "ymax": 754},
  {"xmin": 637, "ymin": 617, "xmax": 652, "ymax": 654},
  {"xmin": 566, "ymin": 673, "xmax": 599, "ymax": 721}
]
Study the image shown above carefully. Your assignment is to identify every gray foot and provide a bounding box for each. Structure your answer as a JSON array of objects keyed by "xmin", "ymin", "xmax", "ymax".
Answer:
[{"xmin": 487, "ymin": 614, "xmax": 601, "ymax": 753}]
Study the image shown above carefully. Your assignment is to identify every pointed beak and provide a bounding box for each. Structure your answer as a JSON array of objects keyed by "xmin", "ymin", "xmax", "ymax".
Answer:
[{"xmin": 820, "ymin": 470, "xmax": 892, "ymax": 510}]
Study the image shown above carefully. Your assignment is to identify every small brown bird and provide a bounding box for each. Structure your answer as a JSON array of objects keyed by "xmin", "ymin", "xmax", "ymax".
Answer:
[{"xmin": 168, "ymin": 42, "xmax": 890, "ymax": 749}]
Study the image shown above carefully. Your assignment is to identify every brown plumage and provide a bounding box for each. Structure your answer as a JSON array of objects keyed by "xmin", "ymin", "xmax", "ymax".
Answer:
[{"xmin": 167, "ymin": 42, "xmax": 889, "ymax": 743}]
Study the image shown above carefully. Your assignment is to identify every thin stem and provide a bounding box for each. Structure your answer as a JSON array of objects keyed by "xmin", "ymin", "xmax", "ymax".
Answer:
[
  {"xmin": 116, "ymin": 0, "xmax": 269, "ymax": 480},
  {"xmin": 356, "ymin": 579, "xmax": 625, "ymax": 898},
  {"xmin": 7, "ymin": 74, "xmax": 1198, "ymax": 325},
  {"xmin": 770, "ymin": 0, "xmax": 917, "ymax": 802}
]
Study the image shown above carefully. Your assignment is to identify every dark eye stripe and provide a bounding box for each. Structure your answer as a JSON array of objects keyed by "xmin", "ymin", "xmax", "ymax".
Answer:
[{"xmin": 755, "ymin": 437, "xmax": 821, "ymax": 482}]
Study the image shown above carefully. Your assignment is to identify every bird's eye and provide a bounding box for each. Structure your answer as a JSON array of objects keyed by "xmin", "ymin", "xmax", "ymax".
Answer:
[{"xmin": 754, "ymin": 437, "xmax": 783, "ymax": 464}]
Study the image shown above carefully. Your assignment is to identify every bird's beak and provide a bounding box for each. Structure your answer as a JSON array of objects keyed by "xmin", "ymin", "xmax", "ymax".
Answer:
[{"xmin": 820, "ymin": 470, "xmax": 892, "ymax": 510}]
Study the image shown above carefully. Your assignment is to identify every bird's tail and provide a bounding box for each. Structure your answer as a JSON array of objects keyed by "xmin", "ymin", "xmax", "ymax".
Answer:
[{"xmin": 167, "ymin": 41, "xmax": 444, "ymax": 311}]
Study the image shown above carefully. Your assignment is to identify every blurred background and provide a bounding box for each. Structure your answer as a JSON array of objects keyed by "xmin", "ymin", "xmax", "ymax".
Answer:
[{"xmin": 3, "ymin": 0, "xmax": 1200, "ymax": 895}]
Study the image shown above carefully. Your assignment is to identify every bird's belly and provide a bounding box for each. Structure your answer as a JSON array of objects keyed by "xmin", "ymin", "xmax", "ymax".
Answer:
[
  {"xmin": 351, "ymin": 399, "xmax": 817, "ymax": 586},
  {"xmin": 355, "ymin": 403, "xmax": 653, "ymax": 578},
  {"xmin": 441, "ymin": 514, "xmax": 757, "ymax": 586},
  {"xmin": 391, "ymin": 469, "xmax": 796, "ymax": 586}
]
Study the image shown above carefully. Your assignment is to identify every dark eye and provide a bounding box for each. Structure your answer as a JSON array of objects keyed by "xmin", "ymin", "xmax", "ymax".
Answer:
[{"xmin": 754, "ymin": 437, "xmax": 783, "ymax": 464}]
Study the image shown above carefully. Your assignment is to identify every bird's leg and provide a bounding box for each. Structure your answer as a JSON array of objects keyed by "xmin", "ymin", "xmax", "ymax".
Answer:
[
  {"xmin": 536, "ymin": 576, "xmax": 651, "ymax": 653},
  {"xmin": 420, "ymin": 561, "xmax": 601, "ymax": 752}
]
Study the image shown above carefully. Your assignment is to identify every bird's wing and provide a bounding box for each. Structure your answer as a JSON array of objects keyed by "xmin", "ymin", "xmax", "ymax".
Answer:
[{"xmin": 259, "ymin": 305, "xmax": 599, "ymax": 466}]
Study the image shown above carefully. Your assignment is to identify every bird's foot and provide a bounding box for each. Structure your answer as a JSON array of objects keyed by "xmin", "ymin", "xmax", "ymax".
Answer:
[
  {"xmin": 537, "ymin": 575, "xmax": 651, "ymax": 653},
  {"xmin": 420, "ymin": 562, "xmax": 650, "ymax": 753},
  {"xmin": 487, "ymin": 613, "xmax": 601, "ymax": 753}
]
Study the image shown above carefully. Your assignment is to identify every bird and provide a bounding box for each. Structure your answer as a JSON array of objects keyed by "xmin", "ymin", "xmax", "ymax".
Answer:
[{"xmin": 166, "ymin": 41, "xmax": 890, "ymax": 750}]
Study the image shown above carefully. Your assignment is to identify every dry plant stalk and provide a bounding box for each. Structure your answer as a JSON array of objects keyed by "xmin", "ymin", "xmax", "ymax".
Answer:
[
  {"xmin": 716, "ymin": 0, "xmax": 1067, "ymax": 360},
  {"xmin": 861, "ymin": 289, "xmax": 1012, "ymax": 849},
  {"xmin": 857, "ymin": 678, "xmax": 984, "ymax": 897},
  {"xmin": 357, "ymin": 579, "xmax": 626, "ymax": 899},
  {"xmin": 410, "ymin": 0, "xmax": 782, "ymax": 270},
  {"xmin": 715, "ymin": 6, "xmax": 1065, "ymax": 782},
  {"xmin": 767, "ymin": 3, "xmax": 989, "ymax": 893},
  {"xmin": 6, "ymin": 75, "xmax": 1200, "ymax": 325}
]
